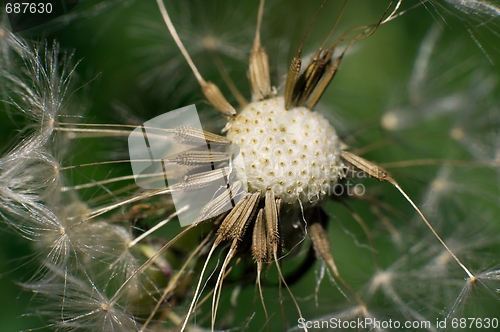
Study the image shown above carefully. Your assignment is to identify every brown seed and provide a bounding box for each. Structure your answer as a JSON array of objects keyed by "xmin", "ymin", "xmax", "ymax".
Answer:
[
  {"xmin": 201, "ymin": 81, "xmax": 236, "ymax": 116},
  {"xmin": 166, "ymin": 150, "xmax": 230, "ymax": 166},
  {"xmin": 252, "ymin": 209, "xmax": 268, "ymax": 262},
  {"xmin": 198, "ymin": 181, "xmax": 242, "ymax": 221},
  {"xmin": 169, "ymin": 167, "xmax": 230, "ymax": 191}
]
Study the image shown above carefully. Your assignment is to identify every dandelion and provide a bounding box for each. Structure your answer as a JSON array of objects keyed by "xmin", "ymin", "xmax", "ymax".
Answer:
[
  {"xmin": 24, "ymin": 264, "xmax": 141, "ymax": 332},
  {"xmin": 1, "ymin": 0, "xmax": 499, "ymax": 331}
]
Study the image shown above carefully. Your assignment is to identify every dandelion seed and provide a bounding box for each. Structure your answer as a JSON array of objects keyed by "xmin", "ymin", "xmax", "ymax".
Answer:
[
  {"xmin": 24, "ymin": 264, "xmax": 140, "ymax": 332},
  {"xmin": 443, "ymin": 0, "xmax": 500, "ymax": 17}
]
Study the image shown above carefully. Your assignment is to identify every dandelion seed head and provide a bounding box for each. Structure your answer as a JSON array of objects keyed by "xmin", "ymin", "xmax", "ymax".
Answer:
[
  {"xmin": 430, "ymin": 177, "xmax": 449, "ymax": 193},
  {"xmin": 1, "ymin": 1, "xmax": 500, "ymax": 330},
  {"xmin": 380, "ymin": 110, "xmax": 401, "ymax": 131},
  {"xmin": 450, "ymin": 126, "xmax": 466, "ymax": 140},
  {"xmin": 0, "ymin": 16, "xmax": 22, "ymax": 69},
  {"xmin": 25, "ymin": 266, "xmax": 141, "ymax": 332},
  {"xmin": 201, "ymin": 34, "xmax": 221, "ymax": 52},
  {"xmin": 372, "ymin": 270, "xmax": 393, "ymax": 290},
  {"xmin": 442, "ymin": 0, "xmax": 500, "ymax": 17},
  {"xmin": 226, "ymin": 96, "xmax": 343, "ymax": 205}
]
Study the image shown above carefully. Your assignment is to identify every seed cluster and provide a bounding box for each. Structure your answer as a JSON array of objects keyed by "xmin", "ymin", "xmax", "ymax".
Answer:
[{"xmin": 226, "ymin": 97, "xmax": 344, "ymax": 205}]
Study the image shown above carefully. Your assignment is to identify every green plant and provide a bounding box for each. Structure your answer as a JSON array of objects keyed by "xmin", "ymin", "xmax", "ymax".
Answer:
[{"xmin": 1, "ymin": 1, "xmax": 499, "ymax": 331}]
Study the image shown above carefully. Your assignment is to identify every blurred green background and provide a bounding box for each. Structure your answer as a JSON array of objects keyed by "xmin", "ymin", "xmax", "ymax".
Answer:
[{"xmin": 1, "ymin": 0, "xmax": 499, "ymax": 331}]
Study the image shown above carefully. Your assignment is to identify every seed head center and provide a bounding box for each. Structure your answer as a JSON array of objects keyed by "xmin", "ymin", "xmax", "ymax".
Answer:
[{"xmin": 226, "ymin": 97, "xmax": 343, "ymax": 205}]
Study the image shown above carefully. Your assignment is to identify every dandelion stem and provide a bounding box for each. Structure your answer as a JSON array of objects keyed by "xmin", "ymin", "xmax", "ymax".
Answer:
[
  {"xmin": 108, "ymin": 224, "xmax": 197, "ymax": 306},
  {"xmin": 393, "ymin": 183, "xmax": 475, "ymax": 279},
  {"xmin": 128, "ymin": 205, "xmax": 188, "ymax": 248},
  {"xmin": 140, "ymin": 234, "xmax": 212, "ymax": 331},
  {"xmin": 155, "ymin": 0, "xmax": 204, "ymax": 83}
]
